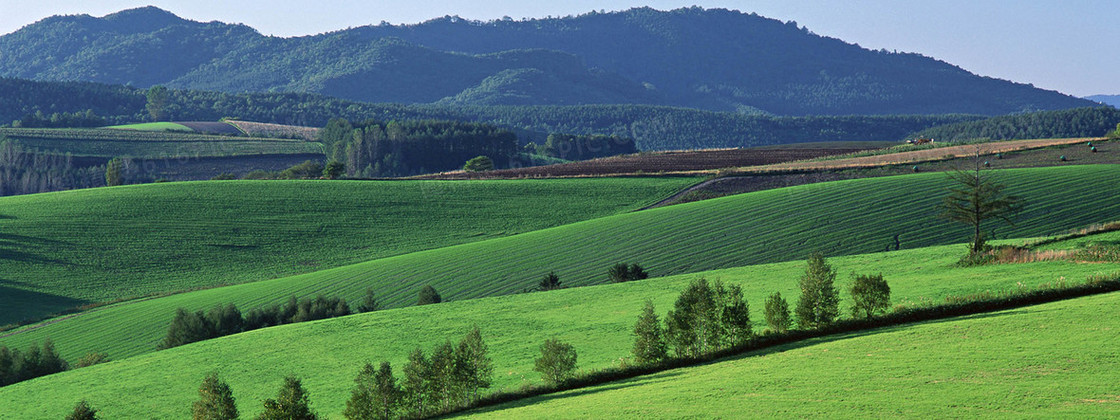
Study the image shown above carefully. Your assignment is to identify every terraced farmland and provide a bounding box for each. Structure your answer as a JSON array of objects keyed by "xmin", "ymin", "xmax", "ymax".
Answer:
[
  {"xmin": 0, "ymin": 177, "xmax": 697, "ymax": 324},
  {"xmin": 468, "ymin": 291, "xmax": 1120, "ymax": 418},
  {"xmin": 0, "ymin": 238, "xmax": 1115, "ymax": 419},
  {"xmin": 5, "ymin": 165, "xmax": 1120, "ymax": 363}
]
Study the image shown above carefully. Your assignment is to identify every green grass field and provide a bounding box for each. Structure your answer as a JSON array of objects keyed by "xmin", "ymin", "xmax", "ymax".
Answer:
[
  {"xmin": 0, "ymin": 236, "xmax": 1115, "ymax": 419},
  {"xmin": 466, "ymin": 291, "xmax": 1120, "ymax": 418},
  {"xmin": 0, "ymin": 177, "xmax": 697, "ymax": 324},
  {"xmin": 3, "ymin": 165, "xmax": 1119, "ymax": 363},
  {"xmin": 104, "ymin": 122, "xmax": 195, "ymax": 132}
]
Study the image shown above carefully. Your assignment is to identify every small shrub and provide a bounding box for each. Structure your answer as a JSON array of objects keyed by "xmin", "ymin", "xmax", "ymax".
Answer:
[
  {"xmin": 416, "ymin": 286, "xmax": 441, "ymax": 306},
  {"xmin": 849, "ymin": 273, "xmax": 891, "ymax": 319},
  {"xmin": 323, "ymin": 161, "xmax": 345, "ymax": 179},
  {"xmin": 463, "ymin": 156, "xmax": 494, "ymax": 172},
  {"xmin": 608, "ymin": 263, "xmax": 649, "ymax": 283},
  {"xmin": 358, "ymin": 288, "xmax": 381, "ymax": 313},
  {"xmin": 533, "ymin": 338, "xmax": 578, "ymax": 384},
  {"xmin": 210, "ymin": 173, "xmax": 237, "ymax": 180},
  {"xmin": 538, "ymin": 272, "xmax": 562, "ymax": 291},
  {"xmin": 65, "ymin": 400, "xmax": 99, "ymax": 420},
  {"xmin": 75, "ymin": 352, "xmax": 109, "ymax": 368}
]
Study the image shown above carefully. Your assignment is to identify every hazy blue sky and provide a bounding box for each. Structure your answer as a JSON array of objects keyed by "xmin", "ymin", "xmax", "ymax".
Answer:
[{"xmin": 3, "ymin": 1, "xmax": 1116, "ymax": 97}]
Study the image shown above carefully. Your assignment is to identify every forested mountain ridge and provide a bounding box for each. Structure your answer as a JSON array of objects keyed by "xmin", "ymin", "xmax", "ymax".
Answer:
[{"xmin": 0, "ymin": 6, "xmax": 1094, "ymax": 115}]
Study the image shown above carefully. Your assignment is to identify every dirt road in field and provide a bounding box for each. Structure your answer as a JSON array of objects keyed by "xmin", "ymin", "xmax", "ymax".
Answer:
[{"xmin": 744, "ymin": 137, "xmax": 1103, "ymax": 172}]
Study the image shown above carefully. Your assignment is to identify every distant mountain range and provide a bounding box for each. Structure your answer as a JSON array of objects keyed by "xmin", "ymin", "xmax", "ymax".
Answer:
[
  {"xmin": 0, "ymin": 6, "xmax": 1096, "ymax": 116},
  {"xmin": 1086, "ymin": 95, "xmax": 1120, "ymax": 107}
]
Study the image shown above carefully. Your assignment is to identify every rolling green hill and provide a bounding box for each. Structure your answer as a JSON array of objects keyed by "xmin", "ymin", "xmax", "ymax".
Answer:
[
  {"xmin": 3, "ymin": 165, "xmax": 1119, "ymax": 364},
  {"xmin": 467, "ymin": 290, "xmax": 1120, "ymax": 418},
  {"xmin": 0, "ymin": 235, "xmax": 1115, "ymax": 419},
  {"xmin": 0, "ymin": 177, "xmax": 697, "ymax": 324}
]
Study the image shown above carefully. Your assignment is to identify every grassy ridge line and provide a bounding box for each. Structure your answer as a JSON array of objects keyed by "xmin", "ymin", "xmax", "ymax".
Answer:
[
  {"xmin": 3, "ymin": 165, "xmax": 1119, "ymax": 362},
  {"xmin": 0, "ymin": 239, "xmax": 1115, "ymax": 419},
  {"xmin": 0, "ymin": 177, "xmax": 697, "ymax": 324},
  {"xmin": 467, "ymin": 291, "xmax": 1120, "ymax": 418}
]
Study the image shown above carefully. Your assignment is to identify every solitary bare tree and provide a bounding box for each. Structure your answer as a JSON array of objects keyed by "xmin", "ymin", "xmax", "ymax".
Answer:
[{"xmin": 940, "ymin": 153, "xmax": 1022, "ymax": 255}]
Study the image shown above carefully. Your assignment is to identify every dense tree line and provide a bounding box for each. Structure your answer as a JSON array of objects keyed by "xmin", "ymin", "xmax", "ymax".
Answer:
[
  {"xmin": 12, "ymin": 110, "xmax": 105, "ymax": 128},
  {"xmin": 527, "ymin": 133, "xmax": 637, "ymax": 161},
  {"xmin": 0, "ymin": 139, "xmax": 103, "ymax": 196},
  {"xmin": 911, "ymin": 106, "xmax": 1120, "ymax": 142},
  {"xmin": 319, "ymin": 118, "xmax": 518, "ymax": 177},
  {"xmin": 0, "ymin": 77, "xmax": 987, "ymax": 153},
  {"xmin": 159, "ymin": 295, "xmax": 359, "ymax": 350},
  {"xmin": 0, "ymin": 340, "xmax": 68, "ymax": 388},
  {"xmin": 632, "ymin": 254, "xmax": 890, "ymax": 366}
]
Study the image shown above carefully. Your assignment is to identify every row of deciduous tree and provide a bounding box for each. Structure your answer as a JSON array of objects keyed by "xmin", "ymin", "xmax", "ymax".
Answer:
[
  {"xmin": 631, "ymin": 253, "xmax": 891, "ymax": 364},
  {"xmin": 167, "ymin": 328, "xmax": 495, "ymax": 420}
]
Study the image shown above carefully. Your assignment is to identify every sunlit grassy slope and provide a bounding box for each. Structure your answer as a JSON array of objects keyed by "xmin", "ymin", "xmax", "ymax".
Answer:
[
  {"xmin": 466, "ymin": 291, "xmax": 1120, "ymax": 419},
  {"xmin": 4, "ymin": 165, "xmax": 1119, "ymax": 363},
  {"xmin": 0, "ymin": 177, "xmax": 697, "ymax": 324},
  {"xmin": 0, "ymin": 235, "xmax": 1115, "ymax": 419}
]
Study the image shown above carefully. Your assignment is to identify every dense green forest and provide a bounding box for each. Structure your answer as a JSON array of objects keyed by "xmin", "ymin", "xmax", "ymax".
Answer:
[
  {"xmin": 910, "ymin": 107, "xmax": 1120, "ymax": 142},
  {"xmin": 0, "ymin": 78, "xmax": 983, "ymax": 150},
  {"xmin": 319, "ymin": 118, "xmax": 518, "ymax": 176},
  {"xmin": 0, "ymin": 6, "xmax": 1093, "ymax": 116}
]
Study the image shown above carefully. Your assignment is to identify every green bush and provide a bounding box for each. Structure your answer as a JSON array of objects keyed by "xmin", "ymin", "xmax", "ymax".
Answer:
[
  {"xmin": 534, "ymin": 338, "xmax": 578, "ymax": 384},
  {"xmin": 75, "ymin": 352, "xmax": 109, "ymax": 368},
  {"xmin": 849, "ymin": 273, "xmax": 891, "ymax": 319},
  {"xmin": 257, "ymin": 376, "xmax": 318, "ymax": 420},
  {"xmin": 358, "ymin": 288, "xmax": 381, "ymax": 313},
  {"xmin": 416, "ymin": 286, "xmax": 442, "ymax": 306},
  {"xmin": 608, "ymin": 263, "xmax": 649, "ymax": 283},
  {"xmin": 192, "ymin": 372, "xmax": 238, "ymax": 420},
  {"xmin": 462, "ymin": 156, "xmax": 494, "ymax": 172},
  {"xmin": 538, "ymin": 272, "xmax": 562, "ymax": 291},
  {"xmin": 65, "ymin": 400, "xmax": 99, "ymax": 420}
]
